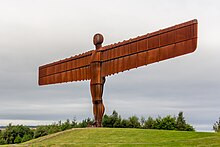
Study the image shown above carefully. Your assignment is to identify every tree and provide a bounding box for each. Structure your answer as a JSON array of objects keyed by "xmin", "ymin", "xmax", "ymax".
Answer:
[
  {"xmin": 60, "ymin": 119, "xmax": 72, "ymax": 131},
  {"xmin": 34, "ymin": 126, "xmax": 48, "ymax": 138},
  {"xmin": 111, "ymin": 110, "xmax": 121, "ymax": 128},
  {"xmin": 153, "ymin": 116, "xmax": 162, "ymax": 129},
  {"xmin": 176, "ymin": 112, "xmax": 194, "ymax": 131},
  {"xmin": 102, "ymin": 110, "xmax": 121, "ymax": 128},
  {"xmin": 0, "ymin": 131, "xmax": 6, "ymax": 145},
  {"xmin": 113, "ymin": 115, "xmax": 122, "ymax": 128},
  {"xmin": 143, "ymin": 117, "xmax": 155, "ymax": 129},
  {"xmin": 48, "ymin": 123, "xmax": 60, "ymax": 134},
  {"xmin": 213, "ymin": 117, "xmax": 220, "ymax": 132},
  {"xmin": 102, "ymin": 114, "xmax": 110, "ymax": 127},
  {"xmin": 176, "ymin": 112, "xmax": 186, "ymax": 131},
  {"xmin": 153, "ymin": 116, "xmax": 176, "ymax": 130},
  {"xmin": 21, "ymin": 134, "xmax": 32, "ymax": 142},
  {"xmin": 140, "ymin": 116, "xmax": 145, "ymax": 128},
  {"xmin": 77, "ymin": 118, "xmax": 93, "ymax": 128},
  {"xmin": 14, "ymin": 135, "xmax": 22, "ymax": 144},
  {"xmin": 120, "ymin": 119, "xmax": 130, "ymax": 128},
  {"xmin": 71, "ymin": 117, "xmax": 78, "ymax": 127},
  {"xmin": 2, "ymin": 124, "xmax": 33, "ymax": 144},
  {"xmin": 160, "ymin": 115, "xmax": 176, "ymax": 130},
  {"xmin": 184, "ymin": 124, "xmax": 195, "ymax": 131},
  {"xmin": 0, "ymin": 138, "xmax": 6, "ymax": 145},
  {"xmin": 128, "ymin": 116, "xmax": 140, "ymax": 128}
]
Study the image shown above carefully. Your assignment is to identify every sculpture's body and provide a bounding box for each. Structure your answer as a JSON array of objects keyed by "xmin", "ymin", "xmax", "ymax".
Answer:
[
  {"xmin": 39, "ymin": 19, "xmax": 198, "ymax": 127},
  {"xmin": 90, "ymin": 34, "xmax": 105, "ymax": 127}
]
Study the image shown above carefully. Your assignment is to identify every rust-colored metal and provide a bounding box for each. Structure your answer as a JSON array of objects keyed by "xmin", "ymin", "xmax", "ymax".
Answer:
[
  {"xmin": 90, "ymin": 34, "xmax": 105, "ymax": 127},
  {"xmin": 38, "ymin": 19, "xmax": 198, "ymax": 127}
]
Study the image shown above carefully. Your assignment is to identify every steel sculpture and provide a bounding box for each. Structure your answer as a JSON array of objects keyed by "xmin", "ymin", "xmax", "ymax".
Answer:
[{"xmin": 38, "ymin": 19, "xmax": 198, "ymax": 127}]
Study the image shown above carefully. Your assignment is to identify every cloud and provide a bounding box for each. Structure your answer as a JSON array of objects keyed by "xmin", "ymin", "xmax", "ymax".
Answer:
[{"xmin": 0, "ymin": 0, "xmax": 219, "ymax": 131}]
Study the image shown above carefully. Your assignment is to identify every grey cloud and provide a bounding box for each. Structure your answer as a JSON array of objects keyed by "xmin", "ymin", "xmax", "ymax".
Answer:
[{"xmin": 0, "ymin": 0, "xmax": 220, "ymax": 131}]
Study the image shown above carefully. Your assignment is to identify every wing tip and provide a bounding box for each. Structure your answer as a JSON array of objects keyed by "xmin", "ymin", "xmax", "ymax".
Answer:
[{"xmin": 192, "ymin": 19, "xmax": 198, "ymax": 24}]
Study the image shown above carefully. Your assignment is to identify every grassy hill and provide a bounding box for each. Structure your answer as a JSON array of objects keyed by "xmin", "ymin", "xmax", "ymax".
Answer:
[{"xmin": 4, "ymin": 128, "xmax": 220, "ymax": 146}]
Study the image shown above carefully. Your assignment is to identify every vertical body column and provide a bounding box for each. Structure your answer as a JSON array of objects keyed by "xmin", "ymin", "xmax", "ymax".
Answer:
[{"xmin": 90, "ymin": 34, "xmax": 105, "ymax": 127}]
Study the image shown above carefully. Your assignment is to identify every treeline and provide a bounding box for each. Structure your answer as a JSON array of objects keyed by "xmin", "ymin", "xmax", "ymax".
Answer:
[
  {"xmin": 103, "ymin": 111, "xmax": 194, "ymax": 131},
  {"xmin": 0, "ymin": 111, "xmax": 194, "ymax": 145},
  {"xmin": 0, "ymin": 118, "xmax": 93, "ymax": 145}
]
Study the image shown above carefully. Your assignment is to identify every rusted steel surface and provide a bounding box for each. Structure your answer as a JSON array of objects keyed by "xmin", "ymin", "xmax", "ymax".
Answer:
[
  {"xmin": 39, "ymin": 19, "xmax": 197, "ymax": 86},
  {"xmin": 100, "ymin": 19, "xmax": 198, "ymax": 77},
  {"xmin": 38, "ymin": 19, "xmax": 198, "ymax": 127},
  {"xmin": 38, "ymin": 50, "xmax": 93, "ymax": 85},
  {"xmin": 90, "ymin": 34, "xmax": 105, "ymax": 127}
]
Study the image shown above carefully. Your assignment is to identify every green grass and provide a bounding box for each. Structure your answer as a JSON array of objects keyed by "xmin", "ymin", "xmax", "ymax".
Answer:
[{"xmin": 4, "ymin": 128, "xmax": 220, "ymax": 147}]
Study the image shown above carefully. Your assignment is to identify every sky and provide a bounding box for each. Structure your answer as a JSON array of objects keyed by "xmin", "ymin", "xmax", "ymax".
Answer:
[{"xmin": 0, "ymin": 0, "xmax": 219, "ymax": 132}]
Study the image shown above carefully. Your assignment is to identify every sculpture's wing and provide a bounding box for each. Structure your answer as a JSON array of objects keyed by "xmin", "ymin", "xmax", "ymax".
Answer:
[
  {"xmin": 100, "ymin": 19, "xmax": 198, "ymax": 77},
  {"xmin": 39, "ymin": 50, "xmax": 93, "ymax": 85}
]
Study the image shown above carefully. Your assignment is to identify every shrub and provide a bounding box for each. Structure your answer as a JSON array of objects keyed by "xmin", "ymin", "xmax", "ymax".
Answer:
[
  {"xmin": 128, "ymin": 116, "xmax": 140, "ymax": 128},
  {"xmin": 176, "ymin": 112, "xmax": 186, "ymax": 130},
  {"xmin": 1, "ymin": 124, "xmax": 33, "ymax": 144},
  {"xmin": 77, "ymin": 118, "xmax": 93, "ymax": 128},
  {"xmin": 176, "ymin": 112, "xmax": 194, "ymax": 131},
  {"xmin": 34, "ymin": 126, "xmax": 48, "ymax": 138},
  {"xmin": 160, "ymin": 115, "xmax": 176, "ymax": 130},
  {"xmin": 0, "ymin": 138, "xmax": 6, "ymax": 145},
  {"xmin": 120, "ymin": 119, "xmax": 130, "ymax": 128},
  {"xmin": 14, "ymin": 135, "xmax": 22, "ymax": 144},
  {"xmin": 140, "ymin": 116, "xmax": 145, "ymax": 127},
  {"xmin": 102, "ymin": 111, "xmax": 194, "ymax": 131},
  {"xmin": 143, "ymin": 117, "xmax": 155, "ymax": 129},
  {"xmin": 60, "ymin": 119, "xmax": 72, "ymax": 131},
  {"xmin": 21, "ymin": 134, "xmax": 33, "ymax": 142},
  {"xmin": 113, "ymin": 116, "xmax": 122, "ymax": 128},
  {"xmin": 185, "ymin": 124, "xmax": 195, "ymax": 131},
  {"xmin": 213, "ymin": 117, "xmax": 220, "ymax": 132},
  {"xmin": 102, "ymin": 110, "xmax": 121, "ymax": 128},
  {"xmin": 48, "ymin": 124, "xmax": 60, "ymax": 134}
]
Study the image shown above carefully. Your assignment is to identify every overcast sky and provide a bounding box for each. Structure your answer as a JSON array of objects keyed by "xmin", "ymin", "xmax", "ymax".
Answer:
[{"xmin": 0, "ymin": 0, "xmax": 219, "ymax": 132}]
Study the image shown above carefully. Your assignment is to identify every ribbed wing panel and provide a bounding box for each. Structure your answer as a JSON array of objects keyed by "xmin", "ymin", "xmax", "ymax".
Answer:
[
  {"xmin": 101, "ymin": 19, "xmax": 198, "ymax": 77},
  {"xmin": 39, "ymin": 50, "xmax": 93, "ymax": 85}
]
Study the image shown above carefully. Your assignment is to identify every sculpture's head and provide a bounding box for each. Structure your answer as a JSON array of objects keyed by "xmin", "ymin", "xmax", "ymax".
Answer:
[{"xmin": 93, "ymin": 33, "xmax": 104, "ymax": 49}]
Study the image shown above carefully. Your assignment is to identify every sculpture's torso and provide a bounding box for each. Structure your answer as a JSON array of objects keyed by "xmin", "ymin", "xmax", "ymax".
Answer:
[{"xmin": 90, "ymin": 49, "xmax": 105, "ymax": 127}]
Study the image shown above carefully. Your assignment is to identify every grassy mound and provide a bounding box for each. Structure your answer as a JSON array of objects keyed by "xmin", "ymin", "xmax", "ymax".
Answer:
[{"xmin": 5, "ymin": 128, "xmax": 220, "ymax": 146}]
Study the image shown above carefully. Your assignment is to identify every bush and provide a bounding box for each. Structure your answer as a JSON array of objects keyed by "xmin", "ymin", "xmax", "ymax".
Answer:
[
  {"xmin": 102, "ymin": 115, "xmax": 110, "ymax": 127},
  {"xmin": 1, "ymin": 124, "xmax": 33, "ymax": 144},
  {"xmin": 34, "ymin": 126, "xmax": 48, "ymax": 138},
  {"xmin": 120, "ymin": 119, "xmax": 130, "ymax": 128},
  {"xmin": 185, "ymin": 124, "xmax": 195, "ymax": 131},
  {"xmin": 213, "ymin": 117, "xmax": 220, "ymax": 132},
  {"xmin": 153, "ymin": 116, "xmax": 162, "ymax": 129},
  {"xmin": 143, "ymin": 117, "xmax": 155, "ymax": 129},
  {"xmin": 48, "ymin": 124, "xmax": 60, "ymax": 134},
  {"xmin": 176, "ymin": 112, "xmax": 186, "ymax": 130},
  {"xmin": 21, "ymin": 134, "xmax": 33, "ymax": 142},
  {"xmin": 160, "ymin": 115, "xmax": 176, "ymax": 130},
  {"xmin": 14, "ymin": 135, "xmax": 22, "ymax": 144},
  {"xmin": 102, "ymin": 111, "xmax": 194, "ymax": 131},
  {"xmin": 176, "ymin": 112, "xmax": 194, "ymax": 131},
  {"xmin": 102, "ymin": 110, "xmax": 121, "ymax": 128},
  {"xmin": 60, "ymin": 119, "xmax": 72, "ymax": 131},
  {"xmin": 128, "ymin": 116, "xmax": 140, "ymax": 128},
  {"xmin": 77, "ymin": 118, "xmax": 93, "ymax": 128},
  {"xmin": 113, "ymin": 116, "xmax": 122, "ymax": 128},
  {"xmin": 0, "ymin": 138, "xmax": 6, "ymax": 145}
]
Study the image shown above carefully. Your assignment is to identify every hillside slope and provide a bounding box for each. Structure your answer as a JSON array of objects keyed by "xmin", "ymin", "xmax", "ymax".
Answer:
[{"xmin": 5, "ymin": 128, "xmax": 220, "ymax": 146}]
